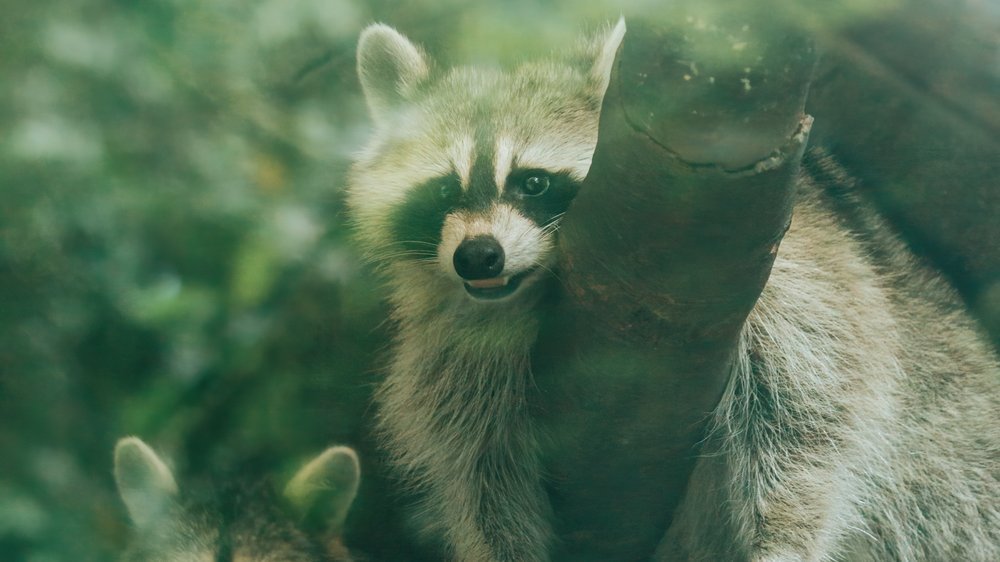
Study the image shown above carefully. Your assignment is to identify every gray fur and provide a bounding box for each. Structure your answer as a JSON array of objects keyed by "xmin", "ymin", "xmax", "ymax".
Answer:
[
  {"xmin": 658, "ymin": 153, "xmax": 1000, "ymax": 561},
  {"xmin": 114, "ymin": 437, "xmax": 360, "ymax": 561},
  {"xmin": 349, "ymin": 21, "xmax": 1000, "ymax": 562}
]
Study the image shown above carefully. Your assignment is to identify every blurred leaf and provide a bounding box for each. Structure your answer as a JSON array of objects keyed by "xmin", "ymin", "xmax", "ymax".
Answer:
[{"xmin": 230, "ymin": 234, "xmax": 283, "ymax": 309}]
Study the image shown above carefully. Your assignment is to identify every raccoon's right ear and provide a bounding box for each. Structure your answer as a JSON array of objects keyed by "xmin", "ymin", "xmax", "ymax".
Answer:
[
  {"xmin": 357, "ymin": 24, "xmax": 430, "ymax": 124},
  {"xmin": 283, "ymin": 446, "xmax": 361, "ymax": 532},
  {"xmin": 114, "ymin": 437, "xmax": 179, "ymax": 529}
]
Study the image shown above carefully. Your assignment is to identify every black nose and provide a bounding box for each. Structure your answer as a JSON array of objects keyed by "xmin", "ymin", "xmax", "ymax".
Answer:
[{"xmin": 453, "ymin": 236, "xmax": 505, "ymax": 280}]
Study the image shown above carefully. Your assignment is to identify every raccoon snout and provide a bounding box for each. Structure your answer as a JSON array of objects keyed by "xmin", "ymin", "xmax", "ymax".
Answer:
[{"xmin": 453, "ymin": 235, "xmax": 505, "ymax": 280}]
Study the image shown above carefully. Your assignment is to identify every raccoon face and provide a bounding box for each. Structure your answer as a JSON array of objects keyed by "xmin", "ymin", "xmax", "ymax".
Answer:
[{"xmin": 349, "ymin": 21, "xmax": 625, "ymax": 303}]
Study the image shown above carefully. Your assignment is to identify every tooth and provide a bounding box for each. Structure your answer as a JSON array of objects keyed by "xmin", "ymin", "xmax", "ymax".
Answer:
[{"xmin": 467, "ymin": 276, "xmax": 508, "ymax": 289}]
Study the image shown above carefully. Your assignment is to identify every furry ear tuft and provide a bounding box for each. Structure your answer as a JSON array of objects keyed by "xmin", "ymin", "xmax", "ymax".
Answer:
[
  {"xmin": 588, "ymin": 17, "xmax": 627, "ymax": 104},
  {"xmin": 114, "ymin": 437, "xmax": 178, "ymax": 529},
  {"xmin": 283, "ymin": 446, "xmax": 361, "ymax": 531},
  {"xmin": 357, "ymin": 24, "xmax": 430, "ymax": 124}
]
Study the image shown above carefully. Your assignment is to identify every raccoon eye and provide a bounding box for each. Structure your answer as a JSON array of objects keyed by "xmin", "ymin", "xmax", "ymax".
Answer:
[{"xmin": 521, "ymin": 174, "xmax": 550, "ymax": 197}]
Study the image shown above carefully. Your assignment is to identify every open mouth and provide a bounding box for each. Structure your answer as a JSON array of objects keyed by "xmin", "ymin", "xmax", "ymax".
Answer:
[{"xmin": 463, "ymin": 269, "xmax": 535, "ymax": 301}]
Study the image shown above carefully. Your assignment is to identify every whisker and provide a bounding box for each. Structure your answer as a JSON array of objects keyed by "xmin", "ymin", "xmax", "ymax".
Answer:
[
  {"xmin": 365, "ymin": 250, "xmax": 439, "ymax": 264},
  {"xmin": 541, "ymin": 215, "xmax": 561, "ymax": 240},
  {"xmin": 371, "ymin": 251, "xmax": 438, "ymax": 260},
  {"xmin": 365, "ymin": 240, "xmax": 442, "ymax": 264},
  {"xmin": 533, "ymin": 259, "xmax": 563, "ymax": 284},
  {"xmin": 541, "ymin": 214, "xmax": 566, "ymax": 235},
  {"xmin": 383, "ymin": 240, "xmax": 440, "ymax": 249}
]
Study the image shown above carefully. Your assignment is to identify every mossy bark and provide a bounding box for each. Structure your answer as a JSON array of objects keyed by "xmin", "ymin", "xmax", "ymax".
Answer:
[{"xmin": 532, "ymin": 18, "xmax": 816, "ymax": 560}]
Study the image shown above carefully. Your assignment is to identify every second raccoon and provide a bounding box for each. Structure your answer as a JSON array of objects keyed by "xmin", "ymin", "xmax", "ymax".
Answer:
[{"xmin": 114, "ymin": 437, "xmax": 361, "ymax": 562}]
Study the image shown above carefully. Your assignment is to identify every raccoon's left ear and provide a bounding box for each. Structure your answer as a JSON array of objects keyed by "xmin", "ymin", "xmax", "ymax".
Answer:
[
  {"xmin": 587, "ymin": 17, "xmax": 627, "ymax": 104},
  {"xmin": 357, "ymin": 24, "xmax": 430, "ymax": 125},
  {"xmin": 114, "ymin": 437, "xmax": 179, "ymax": 529},
  {"xmin": 284, "ymin": 446, "xmax": 361, "ymax": 532}
]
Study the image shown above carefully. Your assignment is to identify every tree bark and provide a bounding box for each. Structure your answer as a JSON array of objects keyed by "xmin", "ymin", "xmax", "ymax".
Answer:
[
  {"xmin": 805, "ymin": 0, "xmax": 1000, "ymax": 346},
  {"xmin": 532, "ymin": 18, "xmax": 816, "ymax": 561}
]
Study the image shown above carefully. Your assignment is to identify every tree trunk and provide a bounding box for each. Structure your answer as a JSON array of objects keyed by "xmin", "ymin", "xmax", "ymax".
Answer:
[{"xmin": 532, "ymin": 17, "xmax": 816, "ymax": 560}]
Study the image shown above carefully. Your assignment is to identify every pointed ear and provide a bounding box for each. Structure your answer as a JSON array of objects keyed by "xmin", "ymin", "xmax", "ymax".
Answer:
[
  {"xmin": 357, "ymin": 24, "xmax": 430, "ymax": 124},
  {"xmin": 114, "ymin": 437, "xmax": 178, "ymax": 529},
  {"xmin": 588, "ymin": 17, "xmax": 627, "ymax": 103},
  {"xmin": 283, "ymin": 446, "xmax": 360, "ymax": 531}
]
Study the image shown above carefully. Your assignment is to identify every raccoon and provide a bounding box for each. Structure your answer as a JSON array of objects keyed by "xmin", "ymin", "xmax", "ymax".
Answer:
[
  {"xmin": 348, "ymin": 20, "xmax": 625, "ymax": 562},
  {"xmin": 113, "ymin": 437, "xmax": 360, "ymax": 561},
  {"xmin": 347, "ymin": 20, "xmax": 1000, "ymax": 562}
]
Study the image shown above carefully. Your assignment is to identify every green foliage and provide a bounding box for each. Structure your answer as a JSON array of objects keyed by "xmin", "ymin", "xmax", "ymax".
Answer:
[{"xmin": 0, "ymin": 1, "xmax": 391, "ymax": 558}]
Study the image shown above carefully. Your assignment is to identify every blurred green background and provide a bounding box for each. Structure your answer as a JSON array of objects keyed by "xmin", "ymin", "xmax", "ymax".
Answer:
[{"xmin": 0, "ymin": 0, "xmax": 996, "ymax": 560}]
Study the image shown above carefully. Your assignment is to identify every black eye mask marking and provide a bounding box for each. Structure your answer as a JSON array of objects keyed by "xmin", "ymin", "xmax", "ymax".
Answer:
[
  {"xmin": 388, "ymin": 172, "xmax": 462, "ymax": 259},
  {"xmin": 384, "ymin": 168, "xmax": 580, "ymax": 266}
]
